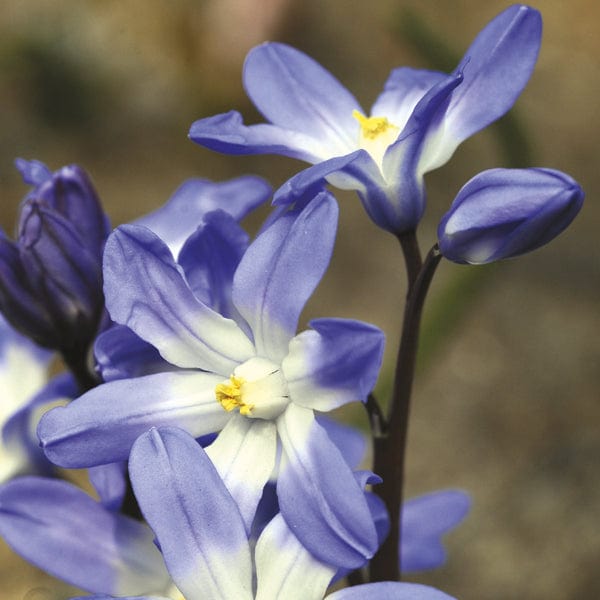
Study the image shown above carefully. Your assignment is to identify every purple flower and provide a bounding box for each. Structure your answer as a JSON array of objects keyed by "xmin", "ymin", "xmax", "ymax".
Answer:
[
  {"xmin": 190, "ymin": 5, "xmax": 542, "ymax": 234},
  {"xmin": 438, "ymin": 168, "xmax": 584, "ymax": 264},
  {"xmin": 0, "ymin": 160, "xmax": 110, "ymax": 353},
  {"xmin": 67, "ymin": 426, "xmax": 457, "ymax": 600},
  {"xmin": 38, "ymin": 191, "xmax": 386, "ymax": 569}
]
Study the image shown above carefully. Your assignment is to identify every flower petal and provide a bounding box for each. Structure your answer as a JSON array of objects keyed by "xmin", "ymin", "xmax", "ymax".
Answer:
[
  {"xmin": 379, "ymin": 71, "xmax": 463, "ymax": 232},
  {"xmin": 38, "ymin": 371, "xmax": 227, "ymax": 468},
  {"xmin": 205, "ymin": 415, "xmax": 278, "ymax": 533},
  {"xmin": 94, "ymin": 324, "xmax": 172, "ymax": 382},
  {"xmin": 316, "ymin": 415, "xmax": 367, "ymax": 470},
  {"xmin": 283, "ymin": 318, "xmax": 384, "ymax": 412},
  {"xmin": 402, "ymin": 489, "xmax": 471, "ymax": 572},
  {"xmin": 130, "ymin": 427, "xmax": 253, "ymax": 600},
  {"xmin": 244, "ymin": 42, "xmax": 361, "ymax": 155},
  {"xmin": 88, "ymin": 461, "xmax": 127, "ymax": 512},
  {"xmin": 327, "ymin": 582, "xmax": 456, "ymax": 600},
  {"xmin": 435, "ymin": 5, "xmax": 542, "ymax": 167},
  {"xmin": 233, "ymin": 191, "xmax": 338, "ymax": 361},
  {"xmin": 189, "ymin": 111, "xmax": 327, "ymax": 162},
  {"xmin": 255, "ymin": 513, "xmax": 335, "ymax": 600},
  {"xmin": 0, "ymin": 476, "xmax": 169, "ymax": 595},
  {"xmin": 277, "ymin": 405, "xmax": 378, "ymax": 569},
  {"xmin": 370, "ymin": 67, "xmax": 448, "ymax": 131},
  {"xmin": 104, "ymin": 224, "xmax": 255, "ymax": 373},
  {"xmin": 177, "ymin": 210, "xmax": 249, "ymax": 321},
  {"xmin": 134, "ymin": 176, "xmax": 270, "ymax": 258}
]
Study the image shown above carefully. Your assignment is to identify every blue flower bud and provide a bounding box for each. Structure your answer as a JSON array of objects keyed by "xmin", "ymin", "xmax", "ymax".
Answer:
[
  {"xmin": 0, "ymin": 160, "xmax": 110, "ymax": 358},
  {"xmin": 437, "ymin": 168, "xmax": 584, "ymax": 264}
]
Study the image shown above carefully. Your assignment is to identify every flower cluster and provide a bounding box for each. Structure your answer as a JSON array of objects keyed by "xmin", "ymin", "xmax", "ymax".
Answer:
[{"xmin": 0, "ymin": 5, "xmax": 584, "ymax": 600}]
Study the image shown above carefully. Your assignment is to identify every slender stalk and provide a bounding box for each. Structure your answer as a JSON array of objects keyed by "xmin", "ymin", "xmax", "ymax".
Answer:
[{"xmin": 370, "ymin": 241, "xmax": 442, "ymax": 581}]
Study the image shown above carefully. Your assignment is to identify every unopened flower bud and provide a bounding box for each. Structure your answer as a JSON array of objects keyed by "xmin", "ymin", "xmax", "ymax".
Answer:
[
  {"xmin": 0, "ymin": 160, "xmax": 110, "ymax": 357},
  {"xmin": 437, "ymin": 168, "xmax": 584, "ymax": 264}
]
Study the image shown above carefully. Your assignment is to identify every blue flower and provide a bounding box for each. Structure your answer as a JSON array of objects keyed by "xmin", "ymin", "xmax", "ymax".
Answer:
[
  {"xmin": 438, "ymin": 168, "xmax": 584, "ymax": 264},
  {"xmin": 38, "ymin": 191, "xmax": 386, "ymax": 568},
  {"xmin": 189, "ymin": 5, "xmax": 542, "ymax": 234},
  {"xmin": 0, "ymin": 160, "xmax": 110, "ymax": 353},
  {"xmin": 69, "ymin": 426, "xmax": 457, "ymax": 600},
  {"xmin": 0, "ymin": 426, "xmax": 464, "ymax": 599}
]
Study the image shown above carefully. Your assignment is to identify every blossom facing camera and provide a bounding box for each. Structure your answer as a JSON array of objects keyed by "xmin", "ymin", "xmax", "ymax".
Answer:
[
  {"xmin": 190, "ymin": 5, "xmax": 542, "ymax": 233},
  {"xmin": 437, "ymin": 168, "xmax": 584, "ymax": 264}
]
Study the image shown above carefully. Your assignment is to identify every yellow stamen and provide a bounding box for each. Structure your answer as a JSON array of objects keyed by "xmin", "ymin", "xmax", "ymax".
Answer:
[
  {"xmin": 352, "ymin": 110, "xmax": 395, "ymax": 140},
  {"xmin": 215, "ymin": 375, "xmax": 254, "ymax": 415}
]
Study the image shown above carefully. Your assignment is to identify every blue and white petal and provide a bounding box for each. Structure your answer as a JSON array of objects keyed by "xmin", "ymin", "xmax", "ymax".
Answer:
[
  {"xmin": 104, "ymin": 224, "xmax": 255, "ymax": 373},
  {"xmin": 378, "ymin": 71, "xmax": 463, "ymax": 232},
  {"xmin": 38, "ymin": 371, "xmax": 227, "ymax": 468},
  {"xmin": 429, "ymin": 5, "xmax": 542, "ymax": 172},
  {"xmin": 0, "ymin": 477, "xmax": 169, "ymax": 596},
  {"xmin": 189, "ymin": 111, "xmax": 328, "ymax": 163},
  {"xmin": 283, "ymin": 318, "xmax": 384, "ymax": 411},
  {"xmin": 244, "ymin": 43, "xmax": 361, "ymax": 156},
  {"xmin": 130, "ymin": 427, "xmax": 254, "ymax": 600},
  {"xmin": 276, "ymin": 404, "xmax": 378, "ymax": 569},
  {"xmin": 255, "ymin": 514, "xmax": 335, "ymax": 600},
  {"xmin": 233, "ymin": 191, "xmax": 338, "ymax": 361},
  {"xmin": 134, "ymin": 175, "xmax": 270, "ymax": 258},
  {"xmin": 205, "ymin": 415, "xmax": 278, "ymax": 533},
  {"xmin": 370, "ymin": 67, "xmax": 449, "ymax": 132}
]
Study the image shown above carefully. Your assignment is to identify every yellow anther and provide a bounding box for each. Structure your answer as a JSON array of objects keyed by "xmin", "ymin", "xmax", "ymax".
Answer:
[
  {"xmin": 352, "ymin": 110, "xmax": 395, "ymax": 140},
  {"xmin": 215, "ymin": 375, "xmax": 254, "ymax": 415}
]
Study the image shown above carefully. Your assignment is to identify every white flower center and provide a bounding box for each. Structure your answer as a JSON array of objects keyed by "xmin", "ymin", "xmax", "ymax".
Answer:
[
  {"xmin": 215, "ymin": 357, "xmax": 290, "ymax": 420},
  {"xmin": 352, "ymin": 110, "xmax": 400, "ymax": 169}
]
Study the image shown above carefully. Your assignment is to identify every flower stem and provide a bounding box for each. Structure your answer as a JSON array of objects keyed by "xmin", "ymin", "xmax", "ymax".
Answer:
[{"xmin": 370, "ymin": 236, "xmax": 441, "ymax": 581}]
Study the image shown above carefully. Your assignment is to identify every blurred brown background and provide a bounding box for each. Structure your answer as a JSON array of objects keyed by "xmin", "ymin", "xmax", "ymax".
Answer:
[{"xmin": 0, "ymin": 1, "xmax": 598, "ymax": 599}]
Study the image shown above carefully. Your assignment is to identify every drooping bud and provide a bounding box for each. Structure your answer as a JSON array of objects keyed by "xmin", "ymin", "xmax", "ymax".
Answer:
[{"xmin": 437, "ymin": 168, "xmax": 584, "ymax": 264}]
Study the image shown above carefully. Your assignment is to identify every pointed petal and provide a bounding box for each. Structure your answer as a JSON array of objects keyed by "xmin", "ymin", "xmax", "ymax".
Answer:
[
  {"xmin": 38, "ymin": 371, "xmax": 228, "ymax": 467},
  {"xmin": 134, "ymin": 176, "xmax": 270, "ymax": 258},
  {"xmin": 370, "ymin": 68, "xmax": 448, "ymax": 131},
  {"xmin": 244, "ymin": 42, "xmax": 360, "ymax": 154},
  {"xmin": 283, "ymin": 318, "xmax": 384, "ymax": 412},
  {"xmin": 130, "ymin": 427, "xmax": 254, "ymax": 600},
  {"xmin": 272, "ymin": 150, "xmax": 381, "ymax": 206},
  {"xmin": 437, "ymin": 5, "xmax": 542, "ymax": 164},
  {"xmin": 178, "ymin": 210, "xmax": 249, "ymax": 320},
  {"xmin": 277, "ymin": 405, "xmax": 378, "ymax": 569},
  {"xmin": 402, "ymin": 489, "xmax": 471, "ymax": 572},
  {"xmin": 327, "ymin": 582, "xmax": 456, "ymax": 600},
  {"xmin": 206, "ymin": 415, "xmax": 277, "ymax": 533},
  {"xmin": 14, "ymin": 157, "xmax": 52, "ymax": 185},
  {"xmin": 0, "ymin": 477, "xmax": 169, "ymax": 595},
  {"xmin": 103, "ymin": 225, "xmax": 255, "ymax": 373},
  {"xmin": 233, "ymin": 192, "xmax": 338, "ymax": 361},
  {"xmin": 190, "ymin": 111, "xmax": 326, "ymax": 162},
  {"xmin": 255, "ymin": 514, "xmax": 335, "ymax": 600}
]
